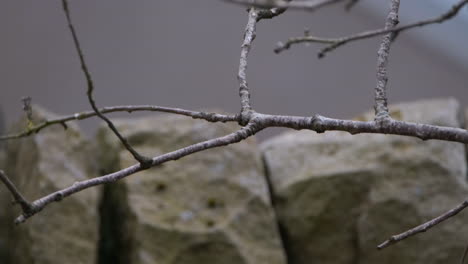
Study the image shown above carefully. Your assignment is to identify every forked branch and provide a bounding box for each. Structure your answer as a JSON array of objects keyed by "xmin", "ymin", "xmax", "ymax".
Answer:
[
  {"xmin": 62, "ymin": 0, "xmax": 152, "ymax": 166},
  {"xmin": 275, "ymin": 0, "xmax": 468, "ymax": 56},
  {"xmin": 14, "ymin": 122, "xmax": 262, "ymax": 224}
]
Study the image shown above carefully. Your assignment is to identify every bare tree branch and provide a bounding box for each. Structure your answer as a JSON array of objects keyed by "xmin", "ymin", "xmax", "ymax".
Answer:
[
  {"xmin": 224, "ymin": 0, "xmax": 346, "ymax": 12},
  {"xmin": 238, "ymin": 8, "xmax": 258, "ymax": 120},
  {"xmin": 14, "ymin": 122, "xmax": 262, "ymax": 224},
  {"xmin": 9, "ymin": 109, "xmax": 468, "ymax": 224},
  {"xmin": 256, "ymin": 113, "xmax": 468, "ymax": 143},
  {"xmin": 374, "ymin": 0, "xmax": 399, "ymax": 121},
  {"xmin": 0, "ymin": 170, "xmax": 33, "ymax": 213},
  {"xmin": 238, "ymin": 4, "xmax": 289, "ymax": 123},
  {"xmin": 377, "ymin": 200, "xmax": 468, "ymax": 249},
  {"xmin": 2, "ymin": 1, "xmax": 468, "ymax": 249},
  {"xmin": 61, "ymin": 0, "xmax": 152, "ymax": 166},
  {"xmin": 0, "ymin": 105, "xmax": 239, "ymax": 141},
  {"xmin": 275, "ymin": 0, "xmax": 468, "ymax": 55}
]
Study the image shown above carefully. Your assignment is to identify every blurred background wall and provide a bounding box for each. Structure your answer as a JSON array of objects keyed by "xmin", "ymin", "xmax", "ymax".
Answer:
[{"xmin": 1, "ymin": 0, "xmax": 467, "ymax": 139}]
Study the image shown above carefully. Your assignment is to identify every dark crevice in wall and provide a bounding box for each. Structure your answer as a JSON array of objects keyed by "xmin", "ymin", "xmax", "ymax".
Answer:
[
  {"xmin": 97, "ymin": 181, "xmax": 135, "ymax": 264},
  {"xmin": 465, "ymin": 144, "xmax": 468, "ymax": 182},
  {"xmin": 351, "ymin": 222, "xmax": 360, "ymax": 264},
  {"xmin": 261, "ymin": 153, "xmax": 294, "ymax": 264}
]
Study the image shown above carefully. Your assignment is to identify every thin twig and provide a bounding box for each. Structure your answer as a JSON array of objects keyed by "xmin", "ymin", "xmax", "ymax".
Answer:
[
  {"xmin": 0, "ymin": 170, "xmax": 33, "ymax": 213},
  {"xmin": 21, "ymin": 97, "xmax": 33, "ymax": 124},
  {"xmin": 374, "ymin": 0, "xmax": 400, "ymax": 121},
  {"xmin": 14, "ymin": 122, "xmax": 262, "ymax": 224},
  {"xmin": 377, "ymin": 200, "xmax": 468, "ymax": 249},
  {"xmin": 0, "ymin": 105, "xmax": 239, "ymax": 141},
  {"xmin": 462, "ymin": 243, "xmax": 468, "ymax": 264},
  {"xmin": 61, "ymin": 0, "xmax": 152, "ymax": 166},
  {"xmin": 275, "ymin": 0, "xmax": 468, "ymax": 55}
]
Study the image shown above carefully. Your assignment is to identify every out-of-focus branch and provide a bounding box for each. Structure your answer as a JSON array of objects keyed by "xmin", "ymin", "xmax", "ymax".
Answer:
[
  {"xmin": 0, "ymin": 105, "xmax": 239, "ymax": 141},
  {"xmin": 14, "ymin": 122, "xmax": 262, "ymax": 224},
  {"xmin": 275, "ymin": 0, "xmax": 468, "ymax": 56},
  {"xmin": 345, "ymin": 0, "xmax": 359, "ymax": 11},
  {"xmin": 224, "ymin": 0, "xmax": 346, "ymax": 12},
  {"xmin": 62, "ymin": 0, "xmax": 152, "ymax": 166},
  {"xmin": 0, "ymin": 170, "xmax": 33, "ymax": 213},
  {"xmin": 377, "ymin": 200, "xmax": 468, "ymax": 249},
  {"xmin": 21, "ymin": 97, "xmax": 33, "ymax": 126},
  {"xmin": 374, "ymin": 0, "xmax": 400, "ymax": 121}
]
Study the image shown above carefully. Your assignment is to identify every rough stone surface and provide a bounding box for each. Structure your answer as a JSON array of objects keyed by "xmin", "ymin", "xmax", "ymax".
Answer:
[
  {"xmin": 97, "ymin": 114, "xmax": 286, "ymax": 264},
  {"xmin": 2, "ymin": 106, "xmax": 99, "ymax": 264},
  {"xmin": 465, "ymin": 108, "xmax": 468, "ymax": 128},
  {"xmin": 262, "ymin": 98, "xmax": 468, "ymax": 264},
  {"xmin": 0, "ymin": 105, "xmax": 8, "ymax": 262}
]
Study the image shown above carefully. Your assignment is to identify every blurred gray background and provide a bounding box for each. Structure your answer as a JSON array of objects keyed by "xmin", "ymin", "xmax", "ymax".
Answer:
[{"xmin": 1, "ymin": 0, "xmax": 467, "ymax": 139}]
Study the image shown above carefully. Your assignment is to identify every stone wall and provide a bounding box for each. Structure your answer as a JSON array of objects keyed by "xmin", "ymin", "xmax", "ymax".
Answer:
[
  {"xmin": 0, "ymin": 107, "xmax": 99, "ymax": 264},
  {"xmin": 0, "ymin": 98, "xmax": 467, "ymax": 264},
  {"xmin": 262, "ymin": 98, "xmax": 467, "ymax": 264}
]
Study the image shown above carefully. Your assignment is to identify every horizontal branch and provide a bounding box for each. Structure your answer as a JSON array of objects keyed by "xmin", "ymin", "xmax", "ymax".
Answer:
[
  {"xmin": 0, "ymin": 105, "xmax": 239, "ymax": 141},
  {"xmin": 255, "ymin": 113, "xmax": 468, "ymax": 143},
  {"xmin": 275, "ymin": 0, "xmax": 468, "ymax": 56},
  {"xmin": 14, "ymin": 122, "xmax": 261, "ymax": 224},
  {"xmin": 377, "ymin": 200, "xmax": 468, "ymax": 249}
]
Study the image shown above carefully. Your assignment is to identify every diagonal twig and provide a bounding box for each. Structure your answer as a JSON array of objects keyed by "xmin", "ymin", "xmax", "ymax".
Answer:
[
  {"xmin": 275, "ymin": 0, "xmax": 468, "ymax": 56},
  {"xmin": 14, "ymin": 122, "xmax": 262, "ymax": 224},
  {"xmin": 377, "ymin": 200, "xmax": 468, "ymax": 249},
  {"xmin": 61, "ymin": 0, "xmax": 152, "ymax": 167},
  {"xmin": 0, "ymin": 170, "xmax": 33, "ymax": 213}
]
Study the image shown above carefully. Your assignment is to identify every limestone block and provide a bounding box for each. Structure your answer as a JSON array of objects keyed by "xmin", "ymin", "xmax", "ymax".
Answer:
[
  {"xmin": 262, "ymin": 98, "xmax": 467, "ymax": 264},
  {"xmin": 97, "ymin": 114, "xmax": 286, "ymax": 264},
  {"xmin": 4, "ymin": 106, "xmax": 99, "ymax": 264}
]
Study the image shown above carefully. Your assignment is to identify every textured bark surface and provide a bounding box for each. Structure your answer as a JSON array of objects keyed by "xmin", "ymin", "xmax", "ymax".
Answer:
[
  {"xmin": 3, "ymin": 107, "xmax": 99, "ymax": 264},
  {"xmin": 96, "ymin": 114, "xmax": 286, "ymax": 264},
  {"xmin": 262, "ymin": 98, "xmax": 468, "ymax": 264}
]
